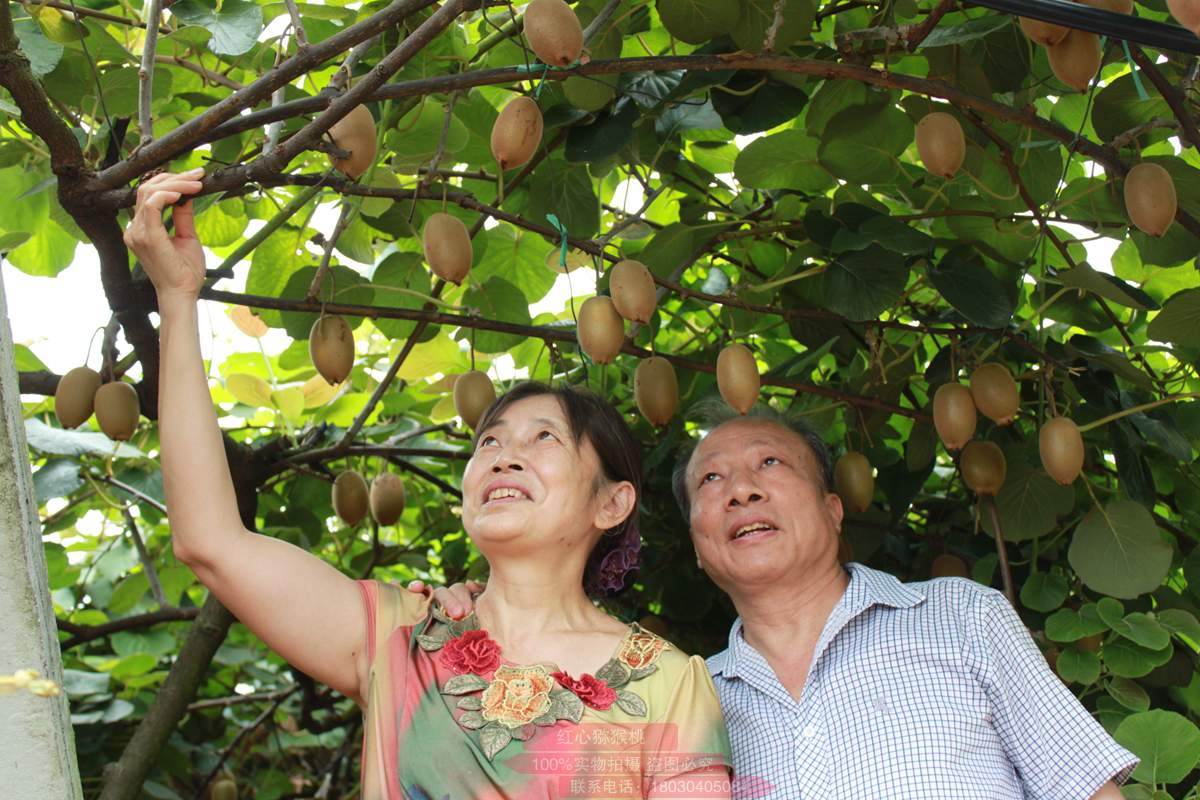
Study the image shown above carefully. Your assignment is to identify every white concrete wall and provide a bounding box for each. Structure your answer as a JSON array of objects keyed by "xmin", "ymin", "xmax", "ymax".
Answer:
[{"xmin": 0, "ymin": 267, "xmax": 84, "ymax": 799}]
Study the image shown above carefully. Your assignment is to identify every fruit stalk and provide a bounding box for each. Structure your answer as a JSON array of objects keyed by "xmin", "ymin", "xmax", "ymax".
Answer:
[
  {"xmin": 984, "ymin": 495, "xmax": 1017, "ymax": 608},
  {"xmin": 1076, "ymin": 393, "xmax": 1200, "ymax": 433}
]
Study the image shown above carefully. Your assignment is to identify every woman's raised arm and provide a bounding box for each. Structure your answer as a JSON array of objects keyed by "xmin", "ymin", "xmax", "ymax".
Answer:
[{"xmin": 124, "ymin": 172, "xmax": 370, "ymax": 705}]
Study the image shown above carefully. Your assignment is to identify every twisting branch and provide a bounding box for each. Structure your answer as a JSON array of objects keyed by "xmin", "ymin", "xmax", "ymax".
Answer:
[
  {"xmin": 34, "ymin": 0, "xmax": 173, "ymax": 32},
  {"xmin": 58, "ymin": 607, "xmax": 200, "ymax": 649},
  {"xmin": 305, "ymin": 204, "xmax": 355, "ymax": 302},
  {"xmin": 153, "ymin": 55, "xmax": 244, "ymax": 90},
  {"xmin": 123, "ymin": 507, "xmax": 166, "ymax": 607},
  {"xmin": 1126, "ymin": 45, "xmax": 1200, "ymax": 151},
  {"xmin": 193, "ymin": 685, "xmax": 302, "ymax": 800},
  {"xmin": 138, "ymin": 0, "xmax": 163, "ymax": 147},
  {"xmin": 905, "ymin": 0, "xmax": 958, "ymax": 51},
  {"xmin": 283, "ymin": 0, "xmax": 310, "ymax": 50}
]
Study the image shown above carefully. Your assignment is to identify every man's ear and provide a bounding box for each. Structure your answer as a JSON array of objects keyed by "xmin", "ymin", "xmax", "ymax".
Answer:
[
  {"xmin": 824, "ymin": 487, "xmax": 845, "ymax": 531},
  {"xmin": 594, "ymin": 480, "xmax": 637, "ymax": 531}
]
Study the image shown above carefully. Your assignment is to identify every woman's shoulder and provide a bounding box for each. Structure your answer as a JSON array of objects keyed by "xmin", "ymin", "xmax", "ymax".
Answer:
[{"xmin": 600, "ymin": 625, "xmax": 719, "ymax": 716}]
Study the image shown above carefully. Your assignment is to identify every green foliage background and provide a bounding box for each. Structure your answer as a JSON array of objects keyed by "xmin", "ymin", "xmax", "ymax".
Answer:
[{"xmin": 8, "ymin": 0, "xmax": 1200, "ymax": 796}]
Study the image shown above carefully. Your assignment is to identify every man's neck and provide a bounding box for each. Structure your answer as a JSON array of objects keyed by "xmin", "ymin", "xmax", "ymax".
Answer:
[{"xmin": 731, "ymin": 561, "xmax": 851, "ymax": 700}]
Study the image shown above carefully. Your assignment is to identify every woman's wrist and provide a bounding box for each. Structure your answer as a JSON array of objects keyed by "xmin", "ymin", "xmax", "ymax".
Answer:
[{"xmin": 156, "ymin": 291, "xmax": 200, "ymax": 316}]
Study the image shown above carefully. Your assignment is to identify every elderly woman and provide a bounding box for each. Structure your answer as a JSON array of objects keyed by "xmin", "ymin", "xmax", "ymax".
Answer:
[{"xmin": 123, "ymin": 171, "xmax": 732, "ymax": 799}]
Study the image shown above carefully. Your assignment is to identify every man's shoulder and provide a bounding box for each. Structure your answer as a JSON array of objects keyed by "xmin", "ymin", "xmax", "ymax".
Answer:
[
  {"xmin": 705, "ymin": 648, "xmax": 730, "ymax": 678},
  {"xmin": 852, "ymin": 562, "xmax": 1008, "ymax": 617}
]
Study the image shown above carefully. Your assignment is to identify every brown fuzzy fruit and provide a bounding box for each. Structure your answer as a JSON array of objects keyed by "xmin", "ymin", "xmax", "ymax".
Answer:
[
  {"xmin": 210, "ymin": 777, "xmax": 238, "ymax": 800},
  {"xmin": 1168, "ymin": 0, "xmax": 1200, "ymax": 33},
  {"xmin": 609, "ymin": 259, "xmax": 656, "ymax": 323},
  {"xmin": 327, "ymin": 105, "xmax": 377, "ymax": 180},
  {"xmin": 915, "ymin": 112, "xmax": 966, "ymax": 179},
  {"xmin": 1019, "ymin": 17, "xmax": 1069, "ymax": 45},
  {"xmin": 834, "ymin": 452, "xmax": 874, "ymax": 515},
  {"xmin": 1124, "ymin": 163, "xmax": 1177, "ymax": 237},
  {"xmin": 1077, "ymin": 633, "xmax": 1103, "ymax": 653},
  {"xmin": 933, "ymin": 382, "xmax": 977, "ymax": 450},
  {"xmin": 309, "ymin": 315, "xmax": 354, "ymax": 386},
  {"xmin": 1039, "ymin": 416, "xmax": 1085, "ymax": 485},
  {"xmin": 94, "ymin": 381, "xmax": 140, "ymax": 441},
  {"xmin": 634, "ymin": 356, "xmax": 679, "ymax": 427},
  {"xmin": 969, "ymin": 363, "xmax": 1020, "ymax": 426},
  {"xmin": 454, "ymin": 370, "xmax": 496, "ymax": 430},
  {"xmin": 931, "ymin": 553, "xmax": 970, "ymax": 578},
  {"xmin": 716, "ymin": 343, "xmax": 760, "ymax": 415},
  {"xmin": 491, "ymin": 96, "xmax": 544, "ymax": 170},
  {"xmin": 332, "ymin": 470, "xmax": 369, "ymax": 527},
  {"xmin": 961, "ymin": 440, "xmax": 1007, "ymax": 496},
  {"xmin": 54, "ymin": 366, "xmax": 101, "ymax": 429},
  {"xmin": 1047, "ymin": 30, "xmax": 1101, "ymax": 93},
  {"xmin": 577, "ymin": 296, "xmax": 625, "ymax": 364},
  {"xmin": 370, "ymin": 472, "xmax": 406, "ymax": 526},
  {"xmin": 422, "ymin": 212, "xmax": 473, "ymax": 284},
  {"xmin": 523, "ymin": 0, "xmax": 583, "ymax": 67}
]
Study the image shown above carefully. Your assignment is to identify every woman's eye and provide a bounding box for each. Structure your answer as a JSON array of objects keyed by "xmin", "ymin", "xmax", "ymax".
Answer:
[
  {"xmin": 762, "ymin": 456, "xmax": 779, "ymax": 466},
  {"xmin": 479, "ymin": 435, "xmax": 498, "ymax": 447},
  {"xmin": 537, "ymin": 430, "xmax": 556, "ymax": 441}
]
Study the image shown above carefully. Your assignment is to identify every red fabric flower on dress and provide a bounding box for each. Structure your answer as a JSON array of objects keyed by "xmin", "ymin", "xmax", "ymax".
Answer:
[
  {"xmin": 438, "ymin": 630, "xmax": 502, "ymax": 675},
  {"xmin": 552, "ymin": 671, "xmax": 617, "ymax": 711}
]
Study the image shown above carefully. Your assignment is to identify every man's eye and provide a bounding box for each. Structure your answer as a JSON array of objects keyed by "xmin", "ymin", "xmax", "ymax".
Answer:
[{"xmin": 701, "ymin": 472, "xmax": 719, "ymax": 484}]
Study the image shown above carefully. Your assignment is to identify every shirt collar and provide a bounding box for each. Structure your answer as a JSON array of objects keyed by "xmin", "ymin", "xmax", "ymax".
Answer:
[{"xmin": 710, "ymin": 563, "xmax": 925, "ymax": 680}]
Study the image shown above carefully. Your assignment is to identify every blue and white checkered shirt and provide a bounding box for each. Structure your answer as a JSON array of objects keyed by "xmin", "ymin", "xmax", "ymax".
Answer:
[{"xmin": 707, "ymin": 562, "xmax": 1139, "ymax": 799}]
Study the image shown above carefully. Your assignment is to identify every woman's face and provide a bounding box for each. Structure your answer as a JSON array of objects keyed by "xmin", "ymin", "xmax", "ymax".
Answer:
[{"xmin": 461, "ymin": 394, "xmax": 630, "ymax": 562}]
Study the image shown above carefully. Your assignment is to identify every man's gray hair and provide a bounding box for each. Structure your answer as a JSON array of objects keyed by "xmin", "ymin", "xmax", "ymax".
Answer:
[{"xmin": 670, "ymin": 397, "xmax": 835, "ymax": 520}]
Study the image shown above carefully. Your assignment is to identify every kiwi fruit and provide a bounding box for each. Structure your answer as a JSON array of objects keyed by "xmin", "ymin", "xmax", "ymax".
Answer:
[
  {"xmin": 969, "ymin": 363, "xmax": 1020, "ymax": 426},
  {"xmin": 454, "ymin": 370, "xmax": 496, "ymax": 430},
  {"xmin": 1039, "ymin": 416, "xmax": 1084, "ymax": 485},
  {"xmin": 609, "ymin": 259, "xmax": 656, "ymax": 323},
  {"xmin": 229, "ymin": 305, "xmax": 268, "ymax": 338},
  {"xmin": 523, "ymin": 0, "xmax": 583, "ymax": 67},
  {"xmin": 716, "ymin": 343, "xmax": 760, "ymax": 415},
  {"xmin": 1018, "ymin": 17, "xmax": 1069, "ymax": 45},
  {"xmin": 1168, "ymin": 0, "xmax": 1200, "ymax": 33},
  {"xmin": 931, "ymin": 553, "xmax": 969, "ymax": 578},
  {"xmin": 961, "ymin": 440, "xmax": 1007, "ymax": 496},
  {"xmin": 577, "ymin": 296, "xmax": 625, "ymax": 364},
  {"xmin": 932, "ymin": 382, "xmax": 977, "ymax": 451},
  {"xmin": 332, "ymin": 470, "xmax": 369, "ymax": 527},
  {"xmin": 834, "ymin": 452, "xmax": 874, "ymax": 515},
  {"xmin": 491, "ymin": 96, "xmax": 544, "ymax": 170},
  {"xmin": 210, "ymin": 777, "xmax": 238, "ymax": 800},
  {"xmin": 370, "ymin": 472, "xmax": 406, "ymax": 525},
  {"xmin": 1124, "ymin": 163, "xmax": 1177, "ymax": 237},
  {"xmin": 54, "ymin": 365, "xmax": 101, "ymax": 429},
  {"xmin": 1077, "ymin": 633, "xmax": 1103, "ymax": 653},
  {"xmin": 1047, "ymin": 30, "xmax": 1101, "ymax": 93},
  {"xmin": 634, "ymin": 356, "xmax": 679, "ymax": 427},
  {"xmin": 422, "ymin": 212, "xmax": 473, "ymax": 284},
  {"xmin": 309, "ymin": 315, "xmax": 354, "ymax": 386},
  {"xmin": 327, "ymin": 105, "xmax": 377, "ymax": 180},
  {"xmin": 915, "ymin": 112, "xmax": 966, "ymax": 179},
  {"xmin": 94, "ymin": 381, "xmax": 140, "ymax": 441}
]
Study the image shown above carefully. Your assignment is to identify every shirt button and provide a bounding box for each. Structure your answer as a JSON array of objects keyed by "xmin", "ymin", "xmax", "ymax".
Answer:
[{"xmin": 802, "ymin": 725, "xmax": 817, "ymax": 738}]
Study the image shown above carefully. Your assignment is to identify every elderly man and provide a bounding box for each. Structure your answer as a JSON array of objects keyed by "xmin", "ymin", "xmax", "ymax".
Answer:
[
  {"xmin": 670, "ymin": 403, "xmax": 1137, "ymax": 799},
  {"xmin": 424, "ymin": 403, "xmax": 1138, "ymax": 799}
]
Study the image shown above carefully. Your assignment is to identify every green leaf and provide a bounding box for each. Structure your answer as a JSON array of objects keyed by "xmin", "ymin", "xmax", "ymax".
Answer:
[
  {"xmin": 1107, "ymin": 676, "xmax": 1150, "ymax": 712},
  {"xmin": 980, "ymin": 461, "xmax": 1075, "ymax": 543},
  {"xmin": 1058, "ymin": 262, "xmax": 1158, "ymax": 312},
  {"xmin": 32, "ymin": 458, "xmax": 82, "ymax": 504},
  {"xmin": 13, "ymin": 19, "xmax": 63, "ymax": 76},
  {"xmin": 1147, "ymin": 288, "xmax": 1200, "ymax": 345},
  {"xmin": 1092, "ymin": 73, "xmax": 1172, "ymax": 144},
  {"xmin": 371, "ymin": 252, "xmax": 433, "ymax": 341},
  {"xmin": 528, "ymin": 161, "xmax": 599, "ymax": 239},
  {"xmin": 1055, "ymin": 647, "xmax": 1101, "ymax": 685},
  {"xmin": 460, "ymin": 276, "xmax": 532, "ymax": 353},
  {"xmin": 1045, "ymin": 604, "xmax": 1108, "ymax": 643},
  {"xmin": 734, "ymin": 130, "xmax": 831, "ymax": 193},
  {"xmin": 388, "ymin": 101, "xmax": 469, "ymax": 173},
  {"xmin": 7, "ymin": 218, "xmax": 77, "ymax": 277},
  {"xmin": 656, "ymin": 0, "xmax": 740, "ymax": 43},
  {"xmin": 1114, "ymin": 710, "xmax": 1200, "ymax": 784},
  {"xmin": 928, "ymin": 248, "xmax": 1016, "ymax": 328},
  {"xmin": 565, "ymin": 101, "xmax": 637, "ymax": 163},
  {"xmin": 731, "ymin": 0, "xmax": 814, "ymax": 52},
  {"xmin": 108, "ymin": 574, "xmax": 149, "ymax": 615},
  {"xmin": 1019, "ymin": 572, "xmax": 1069, "ymax": 613},
  {"xmin": 918, "ymin": 16, "xmax": 1010, "ymax": 47},
  {"xmin": 1104, "ymin": 638, "xmax": 1173, "ymax": 679},
  {"xmin": 818, "ymin": 105, "xmax": 913, "ymax": 185},
  {"xmin": 1113, "ymin": 613, "xmax": 1172, "ymax": 651},
  {"xmin": 442, "ymin": 674, "xmax": 489, "ymax": 695},
  {"xmin": 641, "ymin": 223, "xmax": 701, "ymax": 279},
  {"xmin": 614, "ymin": 689, "xmax": 648, "ymax": 717},
  {"xmin": 479, "ymin": 723, "xmax": 513, "ymax": 760},
  {"xmin": 1067, "ymin": 500, "xmax": 1172, "ymax": 599},
  {"xmin": 24, "ymin": 418, "xmax": 143, "ymax": 458},
  {"xmin": 172, "ymin": 0, "xmax": 264, "ymax": 55},
  {"xmin": 594, "ymin": 659, "xmax": 631, "ymax": 689},
  {"xmin": 473, "ymin": 225, "xmax": 556, "ymax": 305},
  {"xmin": 278, "ymin": 265, "xmax": 374, "ymax": 339},
  {"xmin": 794, "ymin": 245, "xmax": 909, "ymax": 321},
  {"xmin": 1158, "ymin": 609, "xmax": 1200, "ymax": 645},
  {"xmin": 109, "ymin": 652, "xmax": 158, "ymax": 681}
]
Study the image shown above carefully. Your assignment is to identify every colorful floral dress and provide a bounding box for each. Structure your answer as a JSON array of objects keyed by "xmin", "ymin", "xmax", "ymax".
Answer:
[{"xmin": 356, "ymin": 580, "xmax": 733, "ymax": 800}]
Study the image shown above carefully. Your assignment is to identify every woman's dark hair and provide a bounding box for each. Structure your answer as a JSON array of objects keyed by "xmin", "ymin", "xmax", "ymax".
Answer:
[{"xmin": 471, "ymin": 381, "xmax": 643, "ymax": 598}]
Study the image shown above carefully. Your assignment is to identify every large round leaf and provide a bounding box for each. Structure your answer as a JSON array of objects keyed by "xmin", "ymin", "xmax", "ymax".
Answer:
[
  {"xmin": 656, "ymin": 0, "xmax": 739, "ymax": 44},
  {"xmin": 981, "ymin": 461, "xmax": 1075, "ymax": 543},
  {"xmin": 1067, "ymin": 500, "xmax": 1172, "ymax": 599},
  {"xmin": 734, "ymin": 130, "xmax": 831, "ymax": 193},
  {"xmin": 1147, "ymin": 288, "xmax": 1200, "ymax": 345},
  {"xmin": 818, "ymin": 105, "xmax": 913, "ymax": 186},
  {"xmin": 1114, "ymin": 710, "xmax": 1200, "ymax": 784}
]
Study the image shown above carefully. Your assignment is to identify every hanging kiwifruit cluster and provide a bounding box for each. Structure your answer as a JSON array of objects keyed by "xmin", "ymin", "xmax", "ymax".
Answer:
[
  {"xmin": 932, "ymin": 381, "xmax": 978, "ymax": 451},
  {"xmin": 326, "ymin": 104, "xmax": 378, "ymax": 180},
  {"xmin": 834, "ymin": 451, "xmax": 875, "ymax": 515},
  {"xmin": 969, "ymin": 363, "xmax": 1020, "ymax": 426},
  {"xmin": 609, "ymin": 260, "xmax": 656, "ymax": 324},
  {"xmin": 210, "ymin": 776, "xmax": 238, "ymax": 800},
  {"xmin": 55, "ymin": 365, "xmax": 142, "ymax": 442},
  {"xmin": 960, "ymin": 440, "xmax": 1007, "ymax": 496},
  {"xmin": 634, "ymin": 356, "xmax": 679, "ymax": 427},
  {"xmin": 422, "ymin": 212, "xmax": 473, "ymax": 285},
  {"xmin": 1039, "ymin": 415, "xmax": 1085, "ymax": 485},
  {"xmin": 370, "ymin": 472, "xmax": 407, "ymax": 526},
  {"xmin": 577, "ymin": 296, "xmax": 625, "ymax": 364},
  {"xmin": 914, "ymin": 111, "xmax": 965, "ymax": 179},
  {"xmin": 331, "ymin": 468, "xmax": 407, "ymax": 527},
  {"xmin": 716, "ymin": 343, "xmax": 760, "ymax": 414},
  {"xmin": 1124, "ymin": 162, "xmax": 1178, "ymax": 237},
  {"xmin": 454, "ymin": 369, "xmax": 497, "ymax": 430}
]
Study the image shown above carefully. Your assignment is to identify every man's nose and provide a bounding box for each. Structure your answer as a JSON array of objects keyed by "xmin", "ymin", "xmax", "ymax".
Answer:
[{"xmin": 726, "ymin": 473, "xmax": 765, "ymax": 507}]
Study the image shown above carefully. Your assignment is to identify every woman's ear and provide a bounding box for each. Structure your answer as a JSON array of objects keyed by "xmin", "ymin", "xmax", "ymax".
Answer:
[{"xmin": 593, "ymin": 480, "xmax": 636, "ymax": 531}]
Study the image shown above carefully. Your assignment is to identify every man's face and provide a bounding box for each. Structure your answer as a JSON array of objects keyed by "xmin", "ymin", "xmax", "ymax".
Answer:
[{"xmin": 685, "ymin": 419, "xmax": 844, "ymax": 594}]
